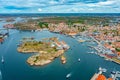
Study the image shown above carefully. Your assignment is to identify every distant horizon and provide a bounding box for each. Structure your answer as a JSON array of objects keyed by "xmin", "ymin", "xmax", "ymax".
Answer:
[
  {"xmin": 0, "ymin": 13, "xmax": 120, "ymax": 17},
  {"xmin": 0, "ymin": 13, "xmax": 120, "ymax": 14}
]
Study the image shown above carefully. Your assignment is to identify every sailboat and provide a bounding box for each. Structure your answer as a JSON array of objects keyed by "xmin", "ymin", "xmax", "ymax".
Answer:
[{"xmin": 1, "ymin": 56, "xmax": 4, "ymax": 63}]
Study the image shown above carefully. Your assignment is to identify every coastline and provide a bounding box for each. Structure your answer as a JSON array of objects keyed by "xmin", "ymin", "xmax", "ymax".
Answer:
[{"xmin": 89, "ymin": 35, "xmax": 120, "ymax": 65}]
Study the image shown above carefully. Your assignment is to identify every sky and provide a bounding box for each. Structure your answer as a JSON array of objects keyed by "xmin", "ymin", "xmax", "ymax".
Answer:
[{"xmin": 0, "ymin": 0, "xmax": 120, "ymax": 13}]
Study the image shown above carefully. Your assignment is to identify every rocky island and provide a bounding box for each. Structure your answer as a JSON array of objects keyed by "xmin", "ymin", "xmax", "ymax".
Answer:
[
  {"xmin": 60, "ymin": 55, "xmax": 66, "ymax": 64},
  {"xmin": 17, "ymin": 37, "xmax": 69, "ymax": 66}
]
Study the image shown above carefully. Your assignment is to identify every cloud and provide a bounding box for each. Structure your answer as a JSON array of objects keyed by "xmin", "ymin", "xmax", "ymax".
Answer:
[
  {"xmin": 97, "ymin": 0, "xmax": 115, "ymax": 6},
  {"xmin": 4, "ymin": 6, "xmax": 29, "ymax": 10},
  {"xmin": 87, "ymin": 0, "xmax": 116, "ymax": 7},
  {"xmin": 38, "ymin": 8, "xmax": 42, "ymax": 12},
  {"xmin": 88, "ymin": 8, "xmax": 94, "ymax": 11},
  {"xmin": 0, "ymin": 0, "xmax": 120, "ymax": 13},
  {"xmin": 49, "ymin": 0, "xmax": 58, "ymax": 5}
]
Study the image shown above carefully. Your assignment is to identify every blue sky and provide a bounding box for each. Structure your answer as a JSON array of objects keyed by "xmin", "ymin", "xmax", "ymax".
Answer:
[{"xmin": 0, "ymin": 0, "xmax": 120, "ymax": 13}]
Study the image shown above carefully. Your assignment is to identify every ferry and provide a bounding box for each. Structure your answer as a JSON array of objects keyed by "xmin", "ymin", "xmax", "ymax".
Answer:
[
  {"xmin": 1, "ymin": 56, "xmax": 4, "ymax": 63},
  {"xmin": 66, "ymin": 73, "xmax": 72, "ymax": 79}
]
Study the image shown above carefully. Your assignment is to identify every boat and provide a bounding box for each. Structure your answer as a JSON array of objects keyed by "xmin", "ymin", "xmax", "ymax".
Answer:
[
  {"xmin": 1, "ymin": 56, "xmax": 4, "ymax": 63},
  {"xmin": 88, "ymin": 51, "xmax": 94, "ymax": 54},
  {"xmin": 31, "ymin": 30, "xmax": 34, "ymax": 32},
  {"xmin": 0, "ymin": 70, "xmax": 2, "ymax": 80},
  {"xmin": 105, "ymin": 58, "xmax": 109, "ymax": 61},
  {"xmin": 66, "ymin": 73, "xmax": 72, "ymax": 79},
  {"xmin": 99, "ymin": 67, "xmax": 107, "ymax": 72},
  {"xmin": 79, "ymin": 40, "xmax": 85, "ymax": 43},
  {"xmin": 0, "ymin": 70, "xmax": 1, "ymax": 75},
  {"xmin": 78, "ymin": 58, "xmax": 80, "ymax": 62}
]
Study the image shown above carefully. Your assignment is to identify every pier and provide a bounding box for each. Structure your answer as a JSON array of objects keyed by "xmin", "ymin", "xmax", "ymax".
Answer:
[
  {"xmin": 91, "ymin": 67, "xmax": 120, "ymax": 80},
  {"xmin": 90, "ymin": 36, "xmax": 101, "ymax": 45},
  {"xmin": 113, "ymin": 71, "xmax": 120, "ymax": 80},
  {"xmin": 90, "ymin": 67, "xmax": 105, "ymax": 80}
]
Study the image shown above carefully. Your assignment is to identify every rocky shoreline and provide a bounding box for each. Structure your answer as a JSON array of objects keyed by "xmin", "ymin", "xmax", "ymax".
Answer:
[{"xmin": 27, "ymin": 50, "xmax": 64, "ymax": 66}]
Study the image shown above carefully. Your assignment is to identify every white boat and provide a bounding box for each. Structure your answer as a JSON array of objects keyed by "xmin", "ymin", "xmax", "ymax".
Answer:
[
  {"xmin": 88, "ymin": 51, "xmax": 94, "ymax": 54},
  {"xmin": 99, "ymin": 67, "xmax": 107, "ymax": 72},
  {"xmin": 0, "ymin": 70, "xmax": 2, "ymax": 80},
  {"xmin": 1, "ymin": 56, "xmax": 4, "ymax": 63},
  {"xmin": 105, "ymin": 58, "xmax": 109, "ymax": 61},
  {"xmin": 0, "ymin": 70, "xmax": 1, "ymax": 75},
  {"xmin": 31, "ymin": 30, "xmax": 33, "ymax": 32},
  {"xmin": 66, "ymin": 73, "xmax": 72, "ymax": 79},
  {"xmin": 78, "ymin": 58, "xmax": 80, "ymax": 62}
]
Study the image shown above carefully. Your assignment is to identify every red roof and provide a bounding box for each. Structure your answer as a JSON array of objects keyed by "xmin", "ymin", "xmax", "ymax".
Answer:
[
  {"xmin": 108, "ymin": 78, "xmax": 113, "ymax": 80},
  {"xmin": 96, "ymin": 74, "xmax": 106, "ymax": 80}
]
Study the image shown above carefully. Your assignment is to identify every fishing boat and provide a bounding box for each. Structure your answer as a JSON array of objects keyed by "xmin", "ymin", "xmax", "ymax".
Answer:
[
  {"xmin": 66, "ymin": 73, "xmax": 72, "ymax": 79},
  {"xmin": 1, "ymin": 56, "xmax": 4, "ymax": 63}
]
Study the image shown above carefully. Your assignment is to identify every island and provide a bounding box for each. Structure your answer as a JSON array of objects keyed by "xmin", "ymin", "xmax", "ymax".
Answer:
[
  {"xmin": 60, "ymin": 55, "xmax": 66, "ymax": 64},
  {"xmin": 17, "ymin": 37, "xmax": 69, "ymax": 66}
]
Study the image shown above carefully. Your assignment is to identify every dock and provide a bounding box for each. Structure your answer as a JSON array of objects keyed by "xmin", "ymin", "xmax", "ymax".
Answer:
[
  {"xmin": 112, "ymin": 71, "xmax": 120, "ymax": 80},
  {"xmin": 91, "ymin": 68, "xmax": 120, "ymax": 80},
  {"xmin": 90, "ymin": 73, "xmax": 98, "ymax": 80},
  {"xmin": 90, "ymin": 67, "xmax": 104, "ymax": 80},
  {"xmin": 90, "ymin": 36, "xmax": 101, "ymax": 45}
]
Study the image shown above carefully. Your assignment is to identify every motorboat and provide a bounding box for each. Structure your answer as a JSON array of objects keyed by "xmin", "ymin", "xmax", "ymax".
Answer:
[
  {"xmin": 1, "ymin": 56, "xmax": 4, "ymax": 63},
  {"xmin": 66, "ymin": 73, "xmax": 72, "ymax": 79},
  {"xmin": 78, "ymin": 58, "xmax": 80, "ymax": 62},
  {"xmin": 99, "ymin": 67, "xmax": 107, "ymax": 72}
]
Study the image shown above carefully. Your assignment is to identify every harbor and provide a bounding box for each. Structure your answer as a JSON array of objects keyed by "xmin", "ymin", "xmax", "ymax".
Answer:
[
  {"xmin": 0, "ymin": 30, "xmax": 120, "ymax": 80},
  {"xmin": 0, "ymin": 14, "xmax": 120, "ymax": 80}
]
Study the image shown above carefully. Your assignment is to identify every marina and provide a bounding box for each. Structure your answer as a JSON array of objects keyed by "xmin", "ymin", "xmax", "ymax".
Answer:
[{"xmin": 91, "ymin": 67, "xmax": 120, "ymax": 80}]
